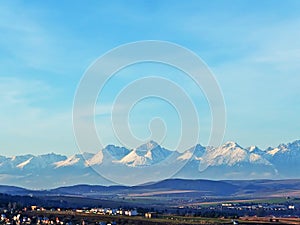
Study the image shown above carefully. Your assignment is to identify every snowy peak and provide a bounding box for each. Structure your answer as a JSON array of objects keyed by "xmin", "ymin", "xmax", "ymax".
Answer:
[
  {"xmin": 222, "ymin": 141, "xmax": 242, "ymax": 149},
  {"xmin": 135, "ymin": 140, "xmax": 159, "ymax": 152},
  {"xmin": 266, "ymin": 140, "xmax": 300, "ymax": 157},
  {"xmin": 54, "ymin": 155, "xmax": 80, "ymax": 168},
  {"xmin": 204, "ymin": 143, "xmax": 248, "ymax": 166},
  {"xmin": 86, "ymin": 151, "xmax": 104, "ymax": 166},
  {"xmin": 265, "ymin": 140, "xmax": 300, "ymax": 170},
  {"xmin": 282, "ymin": 140, "xmax": 300, "ymax": 151},
  {"xmin": 29, "ymin": 153, "xmax": 67, "ymax": 169},
  {"xmin": 10, "ymin": 154, "xmax": 34, "ymax": 163},
  {"xmin": 105, "ymin": 145, "xmax": 130, "ymax": 160},
  {"xmin": 189, "ymin": 144, "xmax": 206, "ymax": 157},
  {"xmin": 87, "ymin": 145, "xmax": 130, "ymax": 166},
  {"xmin": 16, "ymin": 157, "xmax": 33, "ymax": 169},
  {"xmin": 247, "ymin": 145, "xmax": 261, "ymax": 153},
  {"xmin": 54, "ymin": 153, "xmax": 92, "ymax": 168},
  {"xmin": 199, "ymin": 141, "xmax": 272, "ymax": 171},
  {"xmin": 0, "ymin": 154, "xmax": 34, "ymax": 170},
  {"xmin": 119, "ymin": 141, "xmax": 172, "ymax": 167},
  {"xmin": 0, "ymin": 153, "xmax": 67, "ymax": 171},
  {"xmin": 177, "ymin": 144, "xmax": 205, "ymax": 161},
  {"xmin": 267, "ymin": 147, "xmax": 281, "ymax": 156}
]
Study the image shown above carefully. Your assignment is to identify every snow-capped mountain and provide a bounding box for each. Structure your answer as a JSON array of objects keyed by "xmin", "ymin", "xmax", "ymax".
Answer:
[
  {"xmin": 87, "ymin": 145, "xmax": 130, "ymax": 166},
  {"xmin": 0, "ymin": 154, "xmax": 68, "ymax": 175},
  {"xmin": 0, "ymin": 155, "xmax": 34, "ymax": 170},
  {"xmin": 119, "ymin": 141, "xmax": 172, "ymax": 167},
  {"xmin": 175, "ymin": 142, "xmax": 276, "ymax": 180},
  {"xmin": 199, "ymin": 141, "xmax": 272, "ymax": 170},
  {"xmin": 20, "ymin": 153, "xmax": 67, "ymax": 170},
  {"xmin": 247, "ymin": 145, "xmax": 265, "ymax": 155},
  {"xmin": 0, "ymin": 140, "xmax": 299, "ymax": 188},
  {"xmin": 177, "ymin": 144, "xmax": 206, "ymax": 161},
  {"xmin": 266, "ymin": 140, "xmax": 300, "ymax": 159},
  {"xmin": 54, "ymin": 152, "xmax": 94, "ymax": 168},
  {"xmin": 265, "ymin": 140, "xmax": 300, "ymax": 177}
]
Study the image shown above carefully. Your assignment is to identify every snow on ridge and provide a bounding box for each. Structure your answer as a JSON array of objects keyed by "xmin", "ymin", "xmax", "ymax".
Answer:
[
  {"xmin": 86, "ymin": 151, "xmax": 104, "ymax": 166},
  {"xmin": 54, "ymin": 155, "xmax": 81, "ymax": 168},
  {"xmin": 177, "ymin": 151, "xmax": 193, "ymax": 161},
  {"xmin": 0, "ymin": 139, "xmax": 299, "ymax": 182},
  {"xmin": 16, "ymin": 157, "xmax": 34, "ymax": 169},
  {"xmin": 249, "ymin": 153, "xmax": 271, "ymax": 165},
  {"xmin": 267, "ymin": 148, "xmax": 280, "ymax": 156},
  {"xmin": 119, "ymin": 141, "xmax": 172, "ymax": 167}
]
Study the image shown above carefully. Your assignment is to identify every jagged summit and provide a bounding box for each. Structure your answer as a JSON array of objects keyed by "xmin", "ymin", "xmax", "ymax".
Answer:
[
  {"xmin": 135, "ymin": 140, "xmax": 160, "ymax": 151},
  {"xmin": 222, "ymin": 141, "xmax": 241, "ymax": 149},
  {"xmin": 119, "ymin": 140, "xmax": 171, "ymax": 167}
]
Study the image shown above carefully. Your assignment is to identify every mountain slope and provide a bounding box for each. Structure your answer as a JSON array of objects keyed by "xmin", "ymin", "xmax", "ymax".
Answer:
[{"xmin": 87, "ymin": 145, "xmax": 130, "ymax": 166}]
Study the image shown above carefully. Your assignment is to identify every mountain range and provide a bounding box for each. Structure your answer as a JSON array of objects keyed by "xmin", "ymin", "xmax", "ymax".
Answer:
[
  {"xmin": 1, "ymin": 179, "xmax": 300, "ymax": 209},
  {"xmin": 0, "ymin": 140, "xmax": 299, "ymax": 189}
]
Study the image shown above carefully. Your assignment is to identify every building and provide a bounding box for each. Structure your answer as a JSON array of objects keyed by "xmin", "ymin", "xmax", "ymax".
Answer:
[{"xmin": 145, "ymin": 212, "xmax": 157, "ymax": 219}]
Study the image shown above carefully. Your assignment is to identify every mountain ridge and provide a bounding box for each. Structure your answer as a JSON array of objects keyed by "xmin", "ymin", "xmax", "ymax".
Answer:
[
  {"xmin": 1, "ymin": 178, "xmax": 300, "ymax": 199},
  {"xmin": 0, "ymin": 140, "xmax": 299, "ymax": 188}
]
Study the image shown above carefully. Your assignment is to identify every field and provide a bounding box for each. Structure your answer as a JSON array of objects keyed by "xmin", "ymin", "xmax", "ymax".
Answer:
[
  {"xmin": 24, "ymin": 210, "xmax": 300, "ymax": 225},
  {"xmin": 239, "ymin": 216, "xmax": 300, "ymax": 225}
]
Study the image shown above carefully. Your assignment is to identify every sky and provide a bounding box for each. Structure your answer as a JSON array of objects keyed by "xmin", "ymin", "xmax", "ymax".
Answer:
[{"xmin": 0, "ymin": 0, "xmax": 300, "ymax": 156}]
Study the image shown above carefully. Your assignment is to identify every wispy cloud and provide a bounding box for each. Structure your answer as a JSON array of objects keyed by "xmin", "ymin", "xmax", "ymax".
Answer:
[{"xmin": 0, "ymin": 77, "xmax": 76, "ymax": 156}]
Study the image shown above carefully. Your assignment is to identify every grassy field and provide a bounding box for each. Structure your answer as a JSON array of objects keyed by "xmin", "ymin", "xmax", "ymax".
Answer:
[{"xmin": 185, "ymin": 196, "xmax": 300, "ymax": 207}]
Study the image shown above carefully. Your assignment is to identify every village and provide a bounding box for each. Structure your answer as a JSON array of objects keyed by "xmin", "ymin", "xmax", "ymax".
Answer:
[
  {"xmin": 0, "ymin": 205, "xmax": 141, "ymax": 225},
  {"xmin": 1, "ymin": 200, "xmax": 300, "ymax": 225},
  {"xmin": 181, "ymin": 200, "xmax": 300, "ymax": 218}
]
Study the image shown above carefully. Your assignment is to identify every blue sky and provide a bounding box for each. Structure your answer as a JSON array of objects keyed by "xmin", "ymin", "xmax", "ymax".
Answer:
[{"xmin": 0, "ymin": 1, "xmax": 300, "ymax": 156}]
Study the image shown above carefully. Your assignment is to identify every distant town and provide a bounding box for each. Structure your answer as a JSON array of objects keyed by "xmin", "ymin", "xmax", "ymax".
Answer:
[{"xmin": 1, "ymin": 199, "xmax": 300, "ymax": 225}]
